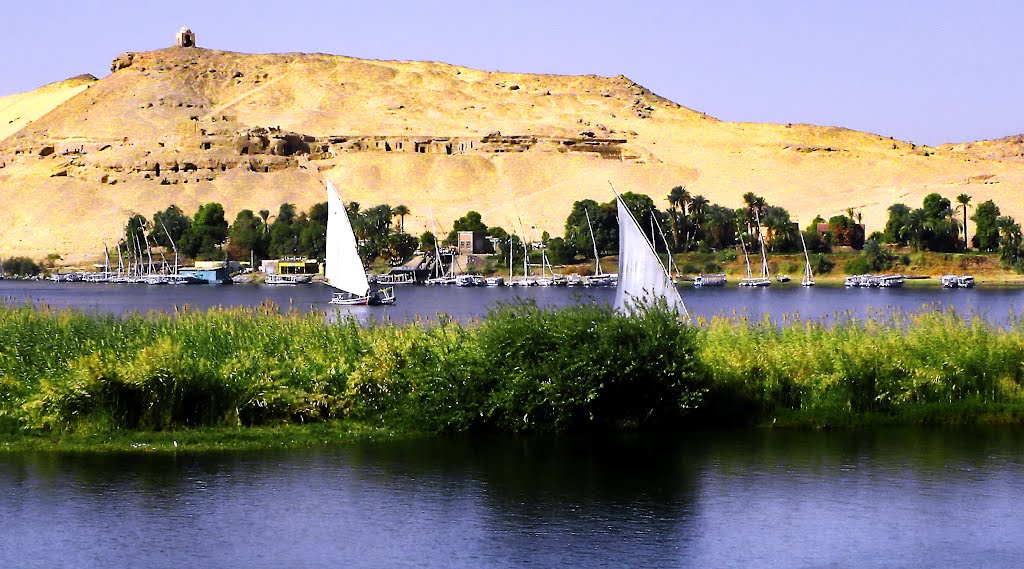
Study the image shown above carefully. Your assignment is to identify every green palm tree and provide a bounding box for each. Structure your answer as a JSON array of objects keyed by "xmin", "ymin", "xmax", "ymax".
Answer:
[
  {"xmin": 689, "ymin": 195, "xmax": 709, "ymax": 244},
  {"xmin": 901, "ymin": 208, "xmax": 927, "ymax": 251},
  {"xmin": 956, "ymin": 194, "xmax": 972, "ymax": 250},
  {"xmin": 393, "ymin": 204, "xmax": 411, "ymax": 233},
  {"xmin": 998, "ymin": 217, "xmax": 1022, "ymax": 265},
  {"xmin": 667, "ymin": 186, "xmax": 690, "ymax": 250},
  {"xmin": 741, "ymin": 192, "xmax": 760, "ymax": 235}
]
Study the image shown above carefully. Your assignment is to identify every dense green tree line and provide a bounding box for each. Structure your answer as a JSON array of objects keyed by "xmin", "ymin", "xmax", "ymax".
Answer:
[
  {"xmin": 560, "ymin": 189, "xmax": 849, "ymax": 263},
  {"xmin": 333, "ymin": 186, "xmax": 1024, "ymax": 274},
  {"xmin": 8, "ymin": 185, "xmax": 1024, "ymax": 274},
  {"xmin": 877, "ymin": 192, "xmax": 1024, "ymax": 271},
  {"xmin": 113, "ymin": 199, "xmax": 415, "ymax": 267}
]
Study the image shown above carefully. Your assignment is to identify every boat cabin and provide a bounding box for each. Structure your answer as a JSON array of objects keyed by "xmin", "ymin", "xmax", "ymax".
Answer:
[
  {"xmin": 178, "ymin": 266, "xmax": 231, "ymax": 284},
  {"xmin": 261, "ymin": 258, "xmax": 319, "ymax": 276}
]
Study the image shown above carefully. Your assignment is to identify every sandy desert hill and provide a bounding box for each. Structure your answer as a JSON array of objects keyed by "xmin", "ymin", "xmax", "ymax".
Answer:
[{"xmin": 0, "ymin": 44, "xmax": 1021, "ymax": 264}]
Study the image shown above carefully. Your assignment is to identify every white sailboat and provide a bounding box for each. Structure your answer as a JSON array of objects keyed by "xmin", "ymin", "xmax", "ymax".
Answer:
[
  {"xmin": 325, "ymin": 180, "xmax": 395, "ymax": 305},
  {"xmin": 531, "ymin": 226, "xmax": 557, "ymax": 286},
  {"xmin": 651, "ymin": 208, "xmax": 681, "ymax": 283},
  {"xmin": 738, "ymin": 234, "xmax": 770, "ymax": 286},
  {"xmin": 739, "ymin": 211, "xmax": 771, "ymax": 287},
  {"xmin": 799, "ymin": 226, "xmax": 815, "ymax": 287},
  {"xmin": 583, "ymin": 208, "xmax": 613, "ymax": 287},
  {"xmin": 754, "ymin": 210, "xmax": 772, "ymax": 283},
  {"xmin": 424, "ymin": 207, "xmax": 457, "ymax": 285},
  {"xmin": 612, "ymin": 193, "xmax": 688, "ymax": 317},
  {"xmin": 512, "ymin": 238, "xmax": 537, "ymax": 286}
]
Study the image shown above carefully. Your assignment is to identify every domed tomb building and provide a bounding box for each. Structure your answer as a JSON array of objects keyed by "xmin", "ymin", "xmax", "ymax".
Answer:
[{"xmin": 176, "ymin": 27, "xmax": 196, "ymax": 48}]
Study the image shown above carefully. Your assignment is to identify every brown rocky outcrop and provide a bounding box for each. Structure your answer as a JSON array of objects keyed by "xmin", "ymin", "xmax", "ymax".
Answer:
[{"xmin": 111, "ymin": 53, "xmax": 135, "ymax": 72}]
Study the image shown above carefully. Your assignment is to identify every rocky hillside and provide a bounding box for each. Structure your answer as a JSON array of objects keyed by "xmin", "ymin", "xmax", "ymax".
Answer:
[
  {"xmin": 1, "ymin": 45, "xmax": 1022, "ymax": 264},
  {"xmin": 939, "ymin": 135, "xmax": 1024, "ymax": 163}
]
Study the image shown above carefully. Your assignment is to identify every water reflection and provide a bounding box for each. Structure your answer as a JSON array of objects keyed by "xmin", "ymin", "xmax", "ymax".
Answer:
[
  {"xmin": 3, "ymin": 428, "xmax": 1024, "ymax": 567},
  {"xmin": 1, "ymin": 279, "xmax": 1023, "ymax": 327}
]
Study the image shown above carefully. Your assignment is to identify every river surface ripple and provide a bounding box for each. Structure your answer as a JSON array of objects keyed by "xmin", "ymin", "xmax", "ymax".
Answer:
[{"xmin": 2, "ymin": 429, "xmax": 1023, "ymax": 568}]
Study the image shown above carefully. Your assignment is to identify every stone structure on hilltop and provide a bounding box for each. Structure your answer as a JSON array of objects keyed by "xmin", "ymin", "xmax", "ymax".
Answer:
[{"xmin": 176, "ymin": 27, "xmax": 196, "ymax": 48}]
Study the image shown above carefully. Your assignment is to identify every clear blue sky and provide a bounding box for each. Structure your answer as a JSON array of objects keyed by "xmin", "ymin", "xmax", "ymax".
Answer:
[{"xmin": 3, "ymin": 0, "xmax": 1021, "ymax": 146}]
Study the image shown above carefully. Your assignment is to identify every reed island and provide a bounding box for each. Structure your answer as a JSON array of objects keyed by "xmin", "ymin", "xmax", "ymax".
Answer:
[{"xmin": 2, "ymin": 300, "xmax": 1023, "ymax": 453}]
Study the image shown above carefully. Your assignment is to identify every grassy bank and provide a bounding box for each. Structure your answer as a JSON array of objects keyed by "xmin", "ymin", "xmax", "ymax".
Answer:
[
  {"xmin": 0, "ymin": 422, "xmax": 402, "ymax": 453},
  {"xmin": 2, "ymin": 302, "xmax": 1024, "ymax": 451}
]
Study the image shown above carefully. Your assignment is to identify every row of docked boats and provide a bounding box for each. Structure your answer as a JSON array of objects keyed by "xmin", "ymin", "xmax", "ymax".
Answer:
[
  {"xmin": 844, "ymin": 274, "xmax": 906, "ymax": 287},
  {"xmin": 50, "ymin": 270, "xmax": 203, "ymax": 285},
  {"xmin": 423, "ymin": 272, "xmax": 619, "ymax": 287},
  {"xmin": 844, "ymin": 274, "xmax": 975, "ymax": 288},
  {"xmin": 733, "ymin": 211, "xmax": 817, "ymax": 288}
]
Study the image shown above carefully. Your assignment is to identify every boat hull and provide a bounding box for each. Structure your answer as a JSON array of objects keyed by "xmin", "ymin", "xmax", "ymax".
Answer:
[{"xmin": 329, "ymin": 287, "xmax": 396, "ymax": 306}]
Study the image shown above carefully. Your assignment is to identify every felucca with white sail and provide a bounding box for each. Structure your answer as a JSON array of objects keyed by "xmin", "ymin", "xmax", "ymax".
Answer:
[
  {"xmin": 325, "ymin": 180, "xmax": 395, "ymax": 305},
  {"xmin": 612, "ymin": 189, "xmax": 688, "ymax": 318}
]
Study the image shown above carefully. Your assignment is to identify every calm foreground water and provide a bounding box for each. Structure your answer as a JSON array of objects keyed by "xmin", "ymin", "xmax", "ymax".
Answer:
[
  {"xmin": 2, "ymin": 428, "xmax": 1023, "ymax": 568},
  {"xmin": 0, "ymin": 279, "xmax": 1022, "ymax": 324},
  {"xmin": 3, "ymin": 281, "xmax": 1024, "ymax": 567}
]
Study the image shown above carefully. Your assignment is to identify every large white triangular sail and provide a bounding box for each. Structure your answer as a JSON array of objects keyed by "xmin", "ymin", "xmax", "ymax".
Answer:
[
  {"xmin": 325, "ymin": 180, "xmax": 370, "ymax": 297},
  {"xmin": 613, "ymin": 196, "xmax": 688, "ymax": 317}
]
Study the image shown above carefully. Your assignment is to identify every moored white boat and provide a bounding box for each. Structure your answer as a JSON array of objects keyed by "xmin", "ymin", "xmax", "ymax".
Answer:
[
  {"xmin": 376, "ymin": 272, "xmax": 416, "ymax": 285},
  {"xmin": 455, "ymin": 274, "xmax": 486, "ymax": 287},
  {"xmin": 694, "ymin": 273, "xmax": 726, "ymax": 287},
  {"xmin": 583, "ymin": 274, "xmax": 612, "ymax": 287},
  {"xmin": 581, "ymin": 208, "xmax": 614, "ymax": 288},
  {"xmin": 798, "ymin": 227, "xmax": 815, "ymax": 287},
  {"xmin": 942, "ymin": 274, "xmax": 975, "ymax": 288},
  {"xmin": 878, "ymin": 275, "xmax": 905, "ymax": 287},
  {"xmin": 737, "ymin": 232, "xmax": 771, "ymax": 287},
  {"xmin": 739, "ymin": 277, "xmax": 772, "ymax": 287},
  {"xmin": 265, "ymin": 273, "xmax": 312, "ymax": 285}
]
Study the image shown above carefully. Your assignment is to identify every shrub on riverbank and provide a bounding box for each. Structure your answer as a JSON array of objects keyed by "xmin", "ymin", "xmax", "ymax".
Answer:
[
  {"xmin": 0, "ymin": 302, "xmax": 705, "ymax": 434},
  {"xmin": 2, "ymin": 303, "xmax": 1024, "ymax": 437},
  {"xmin": 327, "ymin": 302, "xmax": 704, "ymax": 432}
]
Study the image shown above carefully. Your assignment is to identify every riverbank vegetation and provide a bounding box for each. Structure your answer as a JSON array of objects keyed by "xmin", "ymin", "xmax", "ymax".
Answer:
[
  {"xmin": 7, "ymin": 185, "xmax": 1024, "ymax": 281},
  {"xmin": 3, "ymin": 302, "xmax": 1024, "ymax": 451}
]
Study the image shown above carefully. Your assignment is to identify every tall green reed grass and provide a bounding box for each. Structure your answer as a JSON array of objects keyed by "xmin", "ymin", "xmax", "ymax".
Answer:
[
  {"xmin": 696, "ymin": 308, "xmax": 1024, "ymax": 422},
  {"xmin": 2, "ymin": 302, "xmax": 1024, "ymax": 435}
]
